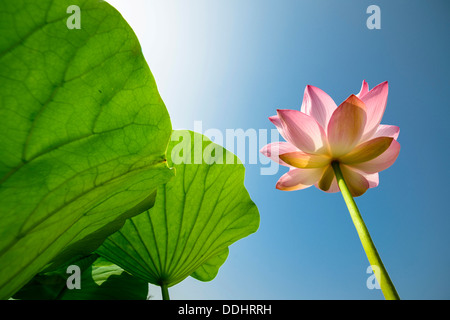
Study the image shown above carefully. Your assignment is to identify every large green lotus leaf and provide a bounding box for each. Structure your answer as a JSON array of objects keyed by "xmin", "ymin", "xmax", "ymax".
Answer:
[
  {"xmin": 12, "ymin": 255, "xmax": 149, "ymax": 300},
  {"xmin": 0, "ymin": 0, "xmax": 173, "ymax": 299},
  {"xmin": 97, "ymin": 130, "xmax": 260, "ymax": 288}
]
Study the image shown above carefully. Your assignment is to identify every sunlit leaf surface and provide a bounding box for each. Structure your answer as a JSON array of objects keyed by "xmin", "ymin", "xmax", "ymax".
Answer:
[
  {"xmin": 97, "ymin": 131, "xmax": 260, "ymax": 288},
  {"xmin": 0, "ymin": 0, "xmax": 173, "ymax": 298}
]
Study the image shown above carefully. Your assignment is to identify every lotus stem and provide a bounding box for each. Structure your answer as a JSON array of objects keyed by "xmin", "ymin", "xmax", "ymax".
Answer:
[
  {"xmin": 331, "ymin": 161, "xmax": 400, "ymax": 300},
  {"xmin": 161, "ymin": 283, "xmax": 170, "ymax": 300}
]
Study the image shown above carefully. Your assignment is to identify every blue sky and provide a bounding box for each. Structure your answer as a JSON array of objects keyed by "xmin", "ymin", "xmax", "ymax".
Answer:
[{"xmin": 107, "ymin": 0, "xmax": 450, "ymax": 299}]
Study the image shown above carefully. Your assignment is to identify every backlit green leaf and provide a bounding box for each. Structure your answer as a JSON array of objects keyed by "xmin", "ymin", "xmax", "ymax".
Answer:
[
  {"xmin": 97, "ymin": 131, "xmax": 260, "ymax": 289},
  {"xmin": 0, "ymin": 0, "xmax": 173, "ymax": 299}
]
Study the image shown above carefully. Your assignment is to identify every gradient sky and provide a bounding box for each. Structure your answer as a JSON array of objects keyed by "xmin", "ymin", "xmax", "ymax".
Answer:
[{"xmin": 107, "ymin": 0, "xmax": 450, "ymax": 300}]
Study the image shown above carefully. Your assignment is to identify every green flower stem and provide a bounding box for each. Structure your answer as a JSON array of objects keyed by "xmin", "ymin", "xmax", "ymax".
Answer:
[
  {"xmin": 161, "ymin": 283, "xmax": 170, "ymax": 300},
  {"xmin": 331, "ymin": 161, "xmax": 400, "ymax": 300}
]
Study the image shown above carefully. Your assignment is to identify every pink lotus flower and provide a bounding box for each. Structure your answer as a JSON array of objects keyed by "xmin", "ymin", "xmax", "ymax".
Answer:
[{"xmin": 261, "ymin": 80, "xmax": 400, "ymax": 197}]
